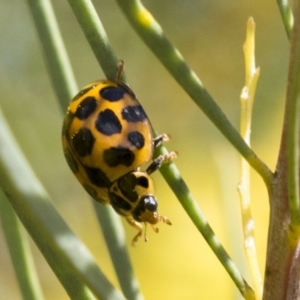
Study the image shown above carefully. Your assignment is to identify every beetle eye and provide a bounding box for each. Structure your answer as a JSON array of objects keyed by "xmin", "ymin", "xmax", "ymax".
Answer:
[{"xmin": 142, "ymin": 196, "xmax": 158, "ymax": 212}]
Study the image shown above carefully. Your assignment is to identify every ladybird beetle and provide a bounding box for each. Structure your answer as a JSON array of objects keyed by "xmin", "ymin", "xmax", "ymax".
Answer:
[{"xmin": 62, "ymin": 62, "xmax": 175, "ymax": 245}]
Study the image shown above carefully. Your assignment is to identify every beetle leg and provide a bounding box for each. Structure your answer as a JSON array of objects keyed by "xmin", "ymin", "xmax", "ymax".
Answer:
[
  {"xmin": 153, "ymin": 133, "xmax": 170, "ymax": 148},
  {"xmin": 146, "ymin": 151, "xmax": 177, "ymax": 175},
  {"xmin": 126, "ymin": 217, "xmax": 146, "ymax": 246}
]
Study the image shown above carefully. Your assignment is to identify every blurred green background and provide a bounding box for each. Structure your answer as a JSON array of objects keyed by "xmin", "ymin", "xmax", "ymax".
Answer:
[{"xmin": 0, "ymin": 1, "xmax": 287, "ymax": 299}]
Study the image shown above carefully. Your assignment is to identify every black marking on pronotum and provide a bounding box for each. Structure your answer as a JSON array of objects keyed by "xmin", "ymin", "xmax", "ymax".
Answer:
[
  {"xmin": 75, "ymin": 97, "xmax": 98, "ymax": 120},
  {"xmin": 117, "ymin": 173, "xmax": 139, "ymax": 203},
  {"xmin": 109, "ymin": 192, "xmax": 132, "ymax": 214}
]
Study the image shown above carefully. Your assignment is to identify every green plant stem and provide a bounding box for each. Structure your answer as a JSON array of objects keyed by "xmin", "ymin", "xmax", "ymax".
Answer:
[
  {"xmin": 286, "ymin": 0, "xmax": 300, "ymax": 227},
  {"xmin": 65, "ymin": 1, "xmax": 143, "ymax": 299},
  {"xmin": 25, "ymin": 0, "xmax": 77, "ymax": 111},
  {"xmin": 263, "ymin": 2, "xmax": 300, "ymax": 299},
  {"xmin": 116, "ymin": 0, "xmax": 273, "ymax": 188},
  {"xmin": 25, "ymin": 0, "xmax": 142, "ymax": 298},
  {"xmin": 155, "ymin": 147, "xmax": 254, "ymax": 299},
  {"xmin": 0, "ymin": 108, "xmax": 124, "ymax": 300},
  {"xmin": 65, "ymin": 0, "xmax": 253, "ymax": 296},
  {"xmin": 277, "ymin": 0, "xmax": 294, "ymax": 39},
  {"xmin": 0, "ymin": 189, "xmax": 45, "ymax": 300},
  {"xmin": 93, "ymin": 203, "xmax": 144, "ymax": 300},
  {"xmin": 67, "ymin": 0, "xmax": 124, "ymax": 82}
]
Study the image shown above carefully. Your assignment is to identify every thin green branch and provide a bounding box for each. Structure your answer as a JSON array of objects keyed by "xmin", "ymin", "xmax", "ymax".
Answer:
[
  {"xmin": 25, "ymin": 0, "xmax": 77, "ymax": 111},
  {"xmin": 0, "ymin": 189, "xmax": 45, "ymax": 300},
  {"xmin": 277, "ymin": 0, "xmax": 294, "ymax": 39},
  {"xmin": 26, "ymin": 0, "xmax": 143, "ymax": 298},
  {"xmin": 64, "ymin": 0, "xmax": 255, "ymax": 297},
  {"xmin": 286, "ymin": 0, "xmax": 300, "ymax": 227},
  {"xmin": 67, "ymin": 0, "xmax": 124, "ymax": 82},
  {"xmin": 115, "ymin": 0, "xmax": 273, "ymax": 188},
  {"xmin": 64, "ymin": 0, "xmax": 254, "ymax": 295},
  {"xmin": 92, "ymin": 203, "xmax": 144, "ymax": 300},
  {"xmin": 0, "ymin": 108, "xmax": 124, "ymax": 300},
  {"xmin": 66, "ymin": 1, "xmax": 144, "ymax": 298},
  {"xmin": 155, "ymin": 147, "xmax": 255, "ymax": 299}
]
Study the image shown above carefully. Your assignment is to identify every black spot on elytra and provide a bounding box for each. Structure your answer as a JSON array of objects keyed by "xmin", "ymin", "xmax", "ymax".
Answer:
[
  {"xmin": 72, "ymin": 128, "xmax": 95, "ymax": 157},
  {"xmin": 84, "ymin": 166, "xmax": 111, "ymax": 188},
  {"xmin": 100, "ymin": 86, "xmax": 126, "ymax": 102},
  {"xmin": 95, "ymin": 109, "xmax": 122, "ymax": 135},
  {"xmin": 117, "ymin": 82, "xmax": 135, "ymax": 97},
  {"xmin": 75, "ymin": 97, "xmax": 98, "ymax": 120},
  {"xmin": 127, "ymin": 131, "xmax": 145, "ymax": 149},
  {"xmin": 122, "ymin": 105, "xmax": 147, "ymax": 122},
  {"xmin": 63, "ymin": 147, "xmax": 79, "ymax": 173},
  {"xmin": 62, "ymin": 111, "xmax": 74, "ymax": 137},
  {"xmin": 82, "ymin": 184, "xmax": 106, "ymax": 204},
  {"xmin": 103, "ymin": 147, "xmax": 135, "ymax": 167},
  {"xmin": 72, "ymin": 85, "xmax": 94, "ymax": 102}
]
